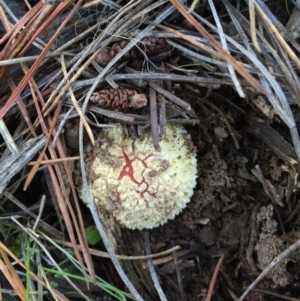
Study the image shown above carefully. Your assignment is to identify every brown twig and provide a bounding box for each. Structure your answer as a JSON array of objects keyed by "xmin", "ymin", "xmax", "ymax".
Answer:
[
  {"xmin": 142, "ymin": 249, "xmax": 191, "ymax": 268},
  {"xmin": 89, "ymin": 105, "xmax": 135, "ymax": 123},
  {"xmin": 253, "ymin": 289, "xmax": 300, "ymax": 301},
  {"xmin": 206, "ymin": 253, "xmax": 226, "ymax": 301},
  {"xmin": 28, "ymin": 157, "xmax": 80, "ymax": 165},
  {"xmin": 112, "ymin": 72, "xmax": 240, "ymax": 86},
  {"xmin": 149, "ymin": 78, "xmax": 160, "ymax": 150}
]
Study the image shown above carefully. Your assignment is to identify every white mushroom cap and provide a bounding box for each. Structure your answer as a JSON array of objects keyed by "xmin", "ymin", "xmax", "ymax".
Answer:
[{"xmin": 82, "ymin": 125, "xmax": 197, "ymax": 230}]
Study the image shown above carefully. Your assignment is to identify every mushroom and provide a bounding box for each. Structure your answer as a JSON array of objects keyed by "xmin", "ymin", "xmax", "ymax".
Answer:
[{"xmin": 80, "ymin": 125, "xmax": 197, "ymax": 230}]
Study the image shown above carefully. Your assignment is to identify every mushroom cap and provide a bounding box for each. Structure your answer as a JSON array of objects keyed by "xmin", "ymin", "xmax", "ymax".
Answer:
[{"xmin": 82, "ymin": 125, "xmax": 197, "ymax": 230}]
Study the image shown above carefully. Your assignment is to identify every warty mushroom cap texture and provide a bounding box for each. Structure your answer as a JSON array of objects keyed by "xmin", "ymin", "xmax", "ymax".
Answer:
[{"xmin": 81, "ymin": 124, "xmax": 197, "ymax": 230}]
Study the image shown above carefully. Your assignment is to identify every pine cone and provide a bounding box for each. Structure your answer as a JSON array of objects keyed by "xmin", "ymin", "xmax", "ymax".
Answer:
[
  {"xmin": 95, "ymin": 37, "xmax": 171, "ymax": 65},
  {"xmin": 90, "ymin": 88, "xmax": 148, "ymax": 112}
]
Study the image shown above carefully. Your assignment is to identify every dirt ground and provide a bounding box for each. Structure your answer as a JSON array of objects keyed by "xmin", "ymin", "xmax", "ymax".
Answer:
[
  {"xmin": 63, "ymin": 85, "xmax": 300, "ymax": 300},
  {"xmin": 108, "ymin": 89, "xmax": 300, "ymax": 301}
]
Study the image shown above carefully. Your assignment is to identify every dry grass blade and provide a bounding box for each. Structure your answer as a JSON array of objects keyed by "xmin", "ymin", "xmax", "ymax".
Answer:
[
  {"xmin": 7, "ymin": 76, "xmax": 37, "ymax": 136},
  {"xmin": 0, "ymin": 118, "xmax": 18, "ymax": 154},
  {"xmin": 255, "ymin": 0, "xmax": 300, "ymax": 53},
  {"xmin": 12, "ymin": 218, "xmax": 92, "ymax": 300},
  {"xmin": 60, "ymin": 54, "xmax": 95, "ymax": 145},
  {"xmin": 23, "ymin": 98, "xmax": 62, "ymax": 190},
  {"xmin": 0, "ymin": 241, "xmax": 69, "ymax": 301},
  {"xmin": 0, "ymin": 4, "xmax": 11, "ymax": 36},
  {"xmin": 47, "ymin": 129, "xmax": 96, "ymax": 285},
  {"xmin": 45, "ymin": 160, "xmax": 94, "ymax": 285},
  {"xmin": 17, "ymin": 65, "xmax": 95, "ymax": 286},
  {"xmin": 188, "ymin": 0, "xmax": 199, "ymax": 13},
  {"xmin": 42, "ymin": 0, "xmax": 166, "ymax": 117},
  {"xmin": 0, "ymin": 246, "xmax": 26, "ymax": 301},
  {"xmin": 249, "ymin": 0, "xmax": 261, "ymax": 53},
  {"xmin": 193, "ymin": 0, "xmax": 300, "ymax": 160},
  {"xmin": 145, "ymin": 232, "xmax": 167, "ymax": 301},
  {"xmin": 0, "ymin": 0, "xmax": 85, "ymax": 119},
  {"xmin": 207, "ymin": 0, "xmax": 245, "ymax": 98},
  {"xmin": 0, "ymin": 0, "xmax": 44, "ymax": 58},
  {"xmin": 255, "ymin": 2, "xmax": 300, "ymax": 71},
  {"xmin": 169, "ymin": 0, "xmax": 265, "ymax": 94}
]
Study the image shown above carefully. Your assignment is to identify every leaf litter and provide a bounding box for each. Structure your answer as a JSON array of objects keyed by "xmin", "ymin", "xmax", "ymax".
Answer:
[{"xmin": 1, "ymin": 0, "xmax": 300, "ymax": 300}]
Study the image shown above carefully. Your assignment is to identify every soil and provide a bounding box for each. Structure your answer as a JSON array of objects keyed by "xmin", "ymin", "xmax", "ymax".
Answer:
[
  {"xmin": 67, "ymin": 86, "xmax": 300, "ymax": 300},
  {"xmin": 110, "ymin": 92, "xmax": 300, "ymax": 301}
]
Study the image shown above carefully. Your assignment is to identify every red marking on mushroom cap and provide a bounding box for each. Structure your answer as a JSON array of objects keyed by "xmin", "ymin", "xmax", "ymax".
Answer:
[
  {"xmin": 98, "ymin": 140, "xmax": 104, "ymax": 148},
  {"xmin": 118, "ymin": 148, "xmax": 156, "ymax": 198},
  {"xmin": 81, "ymin": 125, "xmax": 197, "ymax": 229}
]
